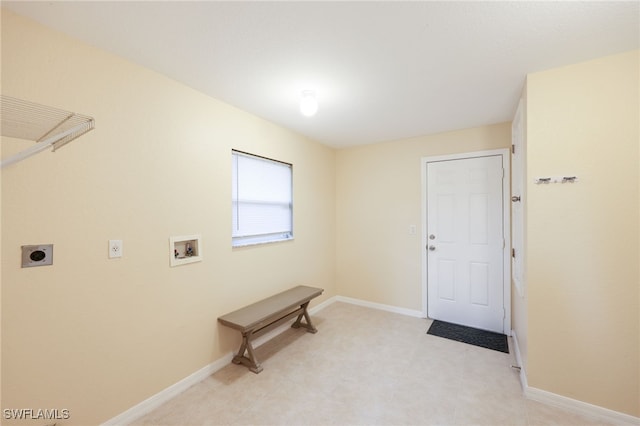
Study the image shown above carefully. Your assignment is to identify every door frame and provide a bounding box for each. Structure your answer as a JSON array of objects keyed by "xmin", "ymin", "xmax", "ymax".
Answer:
[{"xmin": 421, "ymin": 148, "xmax": 511, "ymax": 335}]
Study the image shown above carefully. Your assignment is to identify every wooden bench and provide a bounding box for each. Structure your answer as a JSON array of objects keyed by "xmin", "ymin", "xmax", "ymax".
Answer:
[{"xmin": 217, "ymin": 285, "xmax": 324, "ymax": 373}]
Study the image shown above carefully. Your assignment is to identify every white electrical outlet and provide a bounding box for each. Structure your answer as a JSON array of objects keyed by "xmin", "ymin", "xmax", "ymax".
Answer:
[{"xmin": 109, "ymin": 240, "xmax": 123, "ymax": 258}]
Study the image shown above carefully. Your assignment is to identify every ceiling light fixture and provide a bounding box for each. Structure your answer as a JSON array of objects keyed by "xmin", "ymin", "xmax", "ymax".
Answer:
[{"xmin": 299, "ymin": 90, "xmax": 318, "ymax": 117}]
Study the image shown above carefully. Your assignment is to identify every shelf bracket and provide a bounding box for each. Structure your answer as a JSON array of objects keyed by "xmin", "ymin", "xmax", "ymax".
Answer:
[{"xmin": 1, "ymin": 95, "xmax": 95, "ymax": 169}]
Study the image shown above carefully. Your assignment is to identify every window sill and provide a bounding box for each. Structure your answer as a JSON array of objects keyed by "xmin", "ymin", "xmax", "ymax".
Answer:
[{"xmin": 232, "ymin": 237, "xmax": 294, "ymax": 248}]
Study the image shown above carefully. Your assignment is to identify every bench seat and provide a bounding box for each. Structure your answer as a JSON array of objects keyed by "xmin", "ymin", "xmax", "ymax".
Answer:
[{"xmin": 218, "ymin": 285, "xmax": 323, "ymax": 373}]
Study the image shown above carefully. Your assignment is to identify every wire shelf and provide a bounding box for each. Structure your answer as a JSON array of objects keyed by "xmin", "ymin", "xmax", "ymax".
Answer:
[{"xmin": 1, "ymin": 95, "xmax": 95, "ymax": 168}]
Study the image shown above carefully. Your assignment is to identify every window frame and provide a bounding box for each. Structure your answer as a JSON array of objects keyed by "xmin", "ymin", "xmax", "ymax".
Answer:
[{"xmin": 231, "ymin": 150, "xmax": 294, "ymax": 247}]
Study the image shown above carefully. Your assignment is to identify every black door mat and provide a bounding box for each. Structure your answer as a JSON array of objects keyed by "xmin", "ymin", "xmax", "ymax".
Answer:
[{"xmin": 427, "ymin": 320, "xmax": 509, "ymax": 353}]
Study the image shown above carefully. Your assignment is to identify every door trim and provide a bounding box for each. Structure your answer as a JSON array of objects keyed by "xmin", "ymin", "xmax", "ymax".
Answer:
[{"xmin": 421, "ymin": 148, "xmax": 511, "ymax": 335}]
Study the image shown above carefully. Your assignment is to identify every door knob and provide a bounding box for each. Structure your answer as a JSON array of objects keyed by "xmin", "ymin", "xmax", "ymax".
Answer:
[
  {"xmin": 511, "ymin": 195, "xmax": 521, "ymax": 202},
  {"xmin": 429, "ymin": 234, "xmax": 436, "ymax": 240},
  {"xmin": 428, "ymin": 245, "xmax": 436, "ymax": 251}
]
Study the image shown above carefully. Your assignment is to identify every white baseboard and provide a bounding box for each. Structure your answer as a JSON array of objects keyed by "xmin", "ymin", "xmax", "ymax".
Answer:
[
  {"xmin": 525, "ymin": 387, "xmax": 639, "ymax": 426},
  {"xmin": 510, "ymin": 330, "xmax": 639, "ymax": 426},
  {"xmin": 102, "ymin": 296, "xmax": 340, "ymax": 425},
  {"xmin": 335, "ymin": 295, "xmax": 424, "ymax": 318},
  {"xmin": 102, "ymin": 295, "xmax": 425, "ymax": 425},
  {"xmin": 310, "ymin": 295, "xmax": 339, "ymax": 315},
  {"xmin": 101, "ymin": 353, "xmax": 233, "ymax": 426},
  {"xmin": 107, "ymin": 302, "xmax": 638, "ymax": 426}
]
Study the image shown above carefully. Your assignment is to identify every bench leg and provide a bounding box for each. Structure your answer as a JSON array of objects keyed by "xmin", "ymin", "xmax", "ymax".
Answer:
[
  {"xmin": 291, "ymin": 301, "xmax": 318, "ymax": 334},
  {"xmin": 232, "ymin": 333, "xmax": 263, "ymax": 374}
]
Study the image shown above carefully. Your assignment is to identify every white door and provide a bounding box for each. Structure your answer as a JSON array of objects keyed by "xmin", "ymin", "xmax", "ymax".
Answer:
[{"xmin": 426, "ymin": 155, "xmax": 505, "ymax": 333}]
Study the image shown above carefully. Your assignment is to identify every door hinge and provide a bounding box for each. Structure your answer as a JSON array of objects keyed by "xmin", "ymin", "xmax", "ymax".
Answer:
[
  {"xmin": 512, "ymin": 248, "xmax": 516, "ymax": 258},
  {"xmin": 503, "ymin": 307, "xmax": 506, "ymax": 319},
  {"xmin": 512, "ymin": 144, "xmax": 515, "ymax": 154}
]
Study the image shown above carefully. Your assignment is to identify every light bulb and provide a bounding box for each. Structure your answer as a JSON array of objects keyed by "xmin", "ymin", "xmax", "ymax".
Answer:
[{"xmin": 299, "ymin": 90, "xmax": 318, "ymax": 117}]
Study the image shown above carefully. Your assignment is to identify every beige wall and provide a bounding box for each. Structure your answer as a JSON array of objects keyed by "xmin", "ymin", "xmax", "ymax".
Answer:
[
  {"xmin": 526, "ymin": 50, "xmax": 639, "ymax": 416},
  {"xmin": 336, "ymin": 124, "xmax": 511, "ymax": 311},
  {"xmin": 1, "ymin": 10, "xmax": 336, "ymax": 425}
]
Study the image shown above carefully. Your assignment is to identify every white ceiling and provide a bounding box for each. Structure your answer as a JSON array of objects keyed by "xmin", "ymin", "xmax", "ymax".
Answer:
[{"xmin": 3, "ymin": 1, "xmax": 639, "ymax": 148}]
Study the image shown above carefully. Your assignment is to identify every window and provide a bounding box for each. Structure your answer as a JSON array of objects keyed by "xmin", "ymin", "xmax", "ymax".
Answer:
[{"xmin": 232, "ymin": 150, "xmax": 293, "ymax": 247}]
